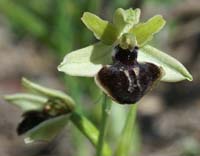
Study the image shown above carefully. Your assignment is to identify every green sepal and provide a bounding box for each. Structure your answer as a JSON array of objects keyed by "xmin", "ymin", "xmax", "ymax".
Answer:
[
  {"xmin": 22, "ymin": 78, "xmax": 75, "ymax": 111},
  {"xmin": 81, "ymin": 12, "xmax": 119, "ymax": 45},
  {"xmin": 3, "ymin": 93, "xmax": 47, "ymax": 112},
  {"xmin": 113, "ymin": 8, "xmax": 140, "ymax": 35},
  {"xmin": 58, "ymin": 42, "xmax": 112, "ymax": 77},
  {"xmin": 139, "ymin": 45, "xmax": 193, "ymax": 82},
  {"xmin": 24, "ymin": 114, "xmax": 69, "ymax": 144},
  {"xmin": 130, "ymin": 15, "xmax": 166, "ymax": 46}
]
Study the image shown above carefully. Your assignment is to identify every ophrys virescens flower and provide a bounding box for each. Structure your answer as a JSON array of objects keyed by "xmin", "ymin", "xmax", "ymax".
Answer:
[{"xmin": 58, "ymin": 8, "xmax": 192, "ymax": 104}]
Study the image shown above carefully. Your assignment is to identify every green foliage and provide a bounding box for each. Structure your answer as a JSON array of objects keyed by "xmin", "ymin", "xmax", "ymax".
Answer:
[
  {"xmin": 50, "ymin": 0, "xmax": 73, "ymax": 57},
  {"xmin": 0, "ymin": 0, "xmax": 47, "ymax": 37},
  {"xmin": 144, "ymin": 0, "xmax": 179, "ymax": 6}
]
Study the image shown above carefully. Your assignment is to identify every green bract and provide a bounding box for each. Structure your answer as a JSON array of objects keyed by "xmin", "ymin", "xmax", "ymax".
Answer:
[{"xmin": 58, "ymin": 8, "xmax": 192, "ymax": 82}]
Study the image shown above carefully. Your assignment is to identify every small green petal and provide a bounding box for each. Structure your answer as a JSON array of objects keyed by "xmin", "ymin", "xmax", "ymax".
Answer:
[
  {"xmin": 58, "ymin": 42, "xmax": 112, "ymax": 77},
  {"xmin": 4, "ymin": 93, "xmax": 47, "ymax": 111},
  {"xmin": 130, "ymin": 15, "xmax": 166, "ymax": 46},
  {"xmin": 138, "ymin": 45, "xmax": 193, "ymax": 82},
  {"xmin": 81, "ymin": 12, "xmax": 119, "ymax": 45},
  {"xmin": 24, "ymin": 115, "xmax": 69, "ymax": 144},
  {"xmin": 113, "ymin": 8, "xmax": 140, "ymax": 35}
]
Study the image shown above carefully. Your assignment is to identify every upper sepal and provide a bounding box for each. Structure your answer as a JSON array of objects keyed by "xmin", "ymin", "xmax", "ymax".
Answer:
[{"xmin": 113, "ymin": 8, "xmax": 141, "ymax": 35}]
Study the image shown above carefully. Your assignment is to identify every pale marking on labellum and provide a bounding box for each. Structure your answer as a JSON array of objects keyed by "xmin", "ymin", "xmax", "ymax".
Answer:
[
  {"xmin": 133, "ymin": 66, "xmax": 140, "ymax": 76},
  {"xmin": 132, "ymin": 67, "xmax": 142, "ymax": 91},
  {"xmin": 124, "ymin": 70, "xmax": 134, "ymax": 93}
]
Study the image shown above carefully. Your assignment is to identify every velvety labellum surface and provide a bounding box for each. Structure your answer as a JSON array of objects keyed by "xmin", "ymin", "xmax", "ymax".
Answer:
[
  {"xmin": 17, "ymin": 99, "xmax": 69, "ymax": 135},
  {"xmin": 96, "ymin": 46, "xmax": 161, "ymax": 104}
]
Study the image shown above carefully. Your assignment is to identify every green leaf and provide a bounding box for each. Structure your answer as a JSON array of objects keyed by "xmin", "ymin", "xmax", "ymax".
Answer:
[
  {"xmin": 113, "ymin": 8, "xmax": 140, "ymax": 35},
  {"xmin": 81, "ymin": 12, "xmax": 119, "ymax": 45},
  {"xmin": 4, "ymin": 93, "xmax": 47, "ymax": 111},
  {"xmin": 57, "ymin": 42, "xmax": 112, "ymax": 77},
  {"xmin": 138, "ymin": 45, "xmax": 193, "ymax": 82},
  {"xmin": 114, "ymin": 105, "xmax": 137, "ymax": 156},
  {"xmin": 70, "ymin": 112, "xmax": 112, "ymax": 156},
  {"xmin": 22, "ymin": 78, "xmax": 75, "ymax": 111},
  {"xmin": 24, "ymin": 115, "xmax": 69, "ymax": 143},
  {"xmin": 130, "ymin": 15, "xmax": 166, "ymax": 46}
]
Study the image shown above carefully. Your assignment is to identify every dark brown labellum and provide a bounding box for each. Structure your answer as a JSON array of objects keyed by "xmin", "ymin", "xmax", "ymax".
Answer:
[
  {"xmin": 95, "ymin": 45, "xmax": 162, "ymax": 104},
  {"xmin": 17, "ymin": 99, "xmax": 68, "ymax": 135},
  {"xmin": 17, "ymin": 111, "xmax": 51, "ymax": 135}
]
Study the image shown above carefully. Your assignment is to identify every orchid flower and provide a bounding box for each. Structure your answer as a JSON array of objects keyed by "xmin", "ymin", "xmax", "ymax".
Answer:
[
  {"xmin": 4, "ymin": 78, "xmax": 75, "ymax": 143},
  {"xmin": 58, "ymin": 8, "xmax": 192, "ymax": 104}
]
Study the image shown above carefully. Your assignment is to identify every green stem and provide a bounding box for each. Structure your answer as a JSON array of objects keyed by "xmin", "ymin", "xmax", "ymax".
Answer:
[
  {"xmin": 115, "ymin": 104, "xmax": 138, "ymax": 156},
  {"xmin": 70, "ymin": 112, "xmax": 112, "ymax": 156},
  {"xmin": 96, "ymin": 95, "xmax": 111, "ymax": 156}
]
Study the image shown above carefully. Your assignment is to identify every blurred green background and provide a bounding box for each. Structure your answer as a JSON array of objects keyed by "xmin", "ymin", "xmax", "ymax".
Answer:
[{"xmin": 0, "ymin": 0, "xmax": 199, "ymax": 156}]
